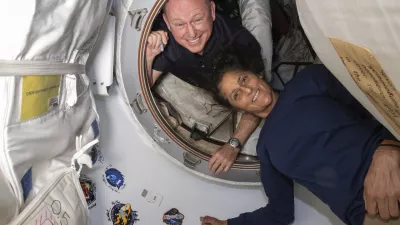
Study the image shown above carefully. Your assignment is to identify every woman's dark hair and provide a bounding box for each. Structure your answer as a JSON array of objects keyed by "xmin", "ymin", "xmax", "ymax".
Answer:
[{"xmin": 210, "ymin": 44, "xmax": 263, "ymax": 107}]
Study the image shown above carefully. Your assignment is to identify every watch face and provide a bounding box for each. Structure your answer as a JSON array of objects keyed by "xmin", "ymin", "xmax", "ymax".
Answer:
[{"xmin": 230, "ymin": 138, "xmax": 240, "ymax": 148}]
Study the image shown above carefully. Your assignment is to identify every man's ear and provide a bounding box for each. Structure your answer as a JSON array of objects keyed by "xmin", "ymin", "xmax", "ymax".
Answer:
[
  {"xmin": 210, "ymin": 1, "xmax": 216, "ymax": 21},
  {"xmin": 163, "ymin": 13, "xmax": 171, "ymax": 30}
]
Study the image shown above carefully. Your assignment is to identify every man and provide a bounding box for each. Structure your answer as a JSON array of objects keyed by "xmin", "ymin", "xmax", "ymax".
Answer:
[
  {"xmin": 146, "ymin": 0, "xmax": 265, "ymax": 173},
  {"xmin": 200, "ymin": 49, "xmax": 400, "ymax": 225}
]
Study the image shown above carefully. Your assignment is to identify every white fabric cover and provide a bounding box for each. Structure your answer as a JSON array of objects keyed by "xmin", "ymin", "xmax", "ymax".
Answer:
[
  {"xmin": 0, "ymin": 170, "xmax": 18, "ymax": 225},
  {"xmin": 297, "ymin": 0, "xmax": 400, "ymax": 139},
  {"xmin": 9, "ymin": 168, "xmax": 89, "ymax": 225},
  {"xmin": 0, "ymin": 0, "xmax": 110, "ymax": 224},
  {"xmin": 155, "ymin": 74, "xmax": 231, "ymax": 134},
  {"xmin": 238, "ymin": 0, "xmax": 273, "ymax": 82}
]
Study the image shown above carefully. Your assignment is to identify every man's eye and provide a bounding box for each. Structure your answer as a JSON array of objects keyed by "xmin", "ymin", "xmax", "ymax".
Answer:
[
  {"xmin": 195, "ymin": 19, "xmax": 202, "ymax": 23},
  {"xmin": 241, "ymin": 76, "xmax": 248, "ymax": 84},
  {"xmin": 176, "ymin": 24, "xmax": 183, "ymax": 28}
]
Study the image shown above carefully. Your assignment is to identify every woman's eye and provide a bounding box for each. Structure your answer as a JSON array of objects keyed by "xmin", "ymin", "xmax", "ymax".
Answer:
[{"xmin": 233, "ymin": 92, "xmax": 239, "ymax": 100}]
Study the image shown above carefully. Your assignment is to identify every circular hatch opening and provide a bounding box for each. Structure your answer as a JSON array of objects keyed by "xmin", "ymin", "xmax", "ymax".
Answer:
[{"xmin": 136, "ymin": 0, "xmax": 260, "ymax": 170}]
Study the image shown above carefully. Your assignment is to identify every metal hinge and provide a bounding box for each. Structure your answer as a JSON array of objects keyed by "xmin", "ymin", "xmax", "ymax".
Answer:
[
  {"xmin": 183, "ymin": 152, "xmax": 201, "ymax": 170},
  {"xmin": 153, "ymin": 125, "xmax": 171, "ymax": 144},
  {"xmin": 131, "ymin": 93, "xmax": 147, "ymax": 114},
  {"xmin": 128, "ymin": 8, "xmax": 148, "ymax": 31}
]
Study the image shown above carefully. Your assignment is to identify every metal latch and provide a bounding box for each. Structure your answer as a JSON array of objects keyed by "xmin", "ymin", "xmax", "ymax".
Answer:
[
  {"xmin": 153, "ymin": 125, "xmax": 171, "ymax": 144},
  {"xmin": 128, "ymin": 8, "xmax": 148, "ymax": 31},
  {"xmin": 183, "ymin": 152, "xmax": 201, "ymax": 170},
  {"xmin": 189, "ymin": 123, "xmax": 208, "ymax": 141},
  {"xmin": 131, "ymin": 93, "xmax": 147, "ymax": 114}
]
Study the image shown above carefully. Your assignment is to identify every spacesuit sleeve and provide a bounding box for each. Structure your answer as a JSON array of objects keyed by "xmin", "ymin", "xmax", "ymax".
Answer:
[{"xmin": 227, "ymin": 153, "xmax": 295, "ymax": 225}]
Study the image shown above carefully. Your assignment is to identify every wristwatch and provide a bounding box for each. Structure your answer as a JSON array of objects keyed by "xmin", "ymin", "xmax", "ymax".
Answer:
[{"xmin": 229, "ymin": 138, "xmax": 242, "ymax": 150}]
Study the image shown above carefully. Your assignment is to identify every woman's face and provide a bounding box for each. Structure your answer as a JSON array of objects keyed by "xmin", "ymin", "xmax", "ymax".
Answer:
[{"xmin": 218, "ymin": 70, "xmax": 276, "ymax": 117}]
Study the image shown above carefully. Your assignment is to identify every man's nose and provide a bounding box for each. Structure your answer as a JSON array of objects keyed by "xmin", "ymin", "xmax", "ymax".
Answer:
[
  {"xmin": 242, "ymin": 86, "xmax": 252, "ymax": 95},
  {"xmin": 187, "ymin": 24, "xmax": 196, "ymax": 38}
]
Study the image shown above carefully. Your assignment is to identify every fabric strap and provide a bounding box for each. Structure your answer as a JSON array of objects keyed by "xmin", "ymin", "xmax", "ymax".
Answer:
[{"xmin": 0, "ymin": 60, "xmax": 86, "ymax": 76}]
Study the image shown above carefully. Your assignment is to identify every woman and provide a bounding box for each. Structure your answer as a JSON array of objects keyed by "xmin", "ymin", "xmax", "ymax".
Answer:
[{"xmin": 200, "ymin": 47, "xmax": 400, "ymax": 225}]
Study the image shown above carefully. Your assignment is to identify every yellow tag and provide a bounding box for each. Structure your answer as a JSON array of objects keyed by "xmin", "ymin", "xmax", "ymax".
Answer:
[
  {"xmin": 20, "ymin": 75, "xmax": 61, "ymax": 121},
  {"xmin": 330, "ymin": 38, "xmax": 400, "ymax": 136}
]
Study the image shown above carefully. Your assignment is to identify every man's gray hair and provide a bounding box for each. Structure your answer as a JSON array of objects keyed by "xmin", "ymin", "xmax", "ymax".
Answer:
[{"xmin": 162, "ymin": 0, "xmax": 211, "ymax": 14}]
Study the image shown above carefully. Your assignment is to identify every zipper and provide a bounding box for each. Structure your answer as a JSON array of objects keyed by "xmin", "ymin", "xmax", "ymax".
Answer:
[{"xmin": 8, "ymin": 168, "xmax": 75, "ymax": 225}]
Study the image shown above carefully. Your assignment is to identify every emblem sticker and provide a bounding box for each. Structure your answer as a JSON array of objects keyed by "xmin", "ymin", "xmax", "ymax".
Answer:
[
  {"xmin": 103, "ymin": 165, "xmax": 125, "ymax": 192},
  {"xmin": 107, "ymin": 201, "xmax": 139, "ymax": 225},
  {"xmin": 79, "ymin": 175, "xmax": 96, "ymax": 209},
  {"xmin": 90, "ymin": 144, "xmax": 104, "ymax": 165},
  {"xmin": 163, "ymin": 208, "xmax": 185, "ymax": 225}
]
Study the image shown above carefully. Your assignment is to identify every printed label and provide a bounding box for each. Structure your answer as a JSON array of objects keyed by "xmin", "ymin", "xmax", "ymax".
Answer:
[
  {"xmin": 20, "ymin": 75, "xmax": 61, "ymax": 121},
  {"xmin": 330, "ymin": 38, "xmax": 400, "ymax": 136},
  {"xmin": 141, "ymin": 189, "xmax": 163, "ymax": 206}
]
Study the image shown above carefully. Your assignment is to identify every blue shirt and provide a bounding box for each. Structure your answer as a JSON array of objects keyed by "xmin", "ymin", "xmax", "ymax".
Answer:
[{"xmin": 228, "ymin": 65, "xmax": 396, "ymax": 225}]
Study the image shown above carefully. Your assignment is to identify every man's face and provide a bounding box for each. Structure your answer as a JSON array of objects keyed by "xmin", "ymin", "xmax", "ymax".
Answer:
[
  {"xmin": 163, "ymin": 0, "xmax": 215, "ymax": 54},
  {"xmin": 219, "ymin": 70, "xmax": 276, "ymax": 117}
]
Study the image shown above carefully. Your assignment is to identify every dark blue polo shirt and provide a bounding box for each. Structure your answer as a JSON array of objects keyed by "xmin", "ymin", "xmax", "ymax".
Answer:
[
  {"xmin": 152, "ymin": 13, "xmax": 264, "ymax": 88},
  {"xmin": 228, "ymin": 65, "xmax": 397, "ymax": 225}
]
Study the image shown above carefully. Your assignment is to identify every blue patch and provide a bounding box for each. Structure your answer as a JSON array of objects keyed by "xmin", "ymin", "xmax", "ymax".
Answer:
[
  {"xmin": 92, "ymin": 120, "xmax": 99, "ymax": 138},
  {"xmin": 105, "ymin": 168, "xmax": 125, "ymax": 190},
  {"xmin": 21, "ymin": 168, "xmax": 32, "ymax": 201}
]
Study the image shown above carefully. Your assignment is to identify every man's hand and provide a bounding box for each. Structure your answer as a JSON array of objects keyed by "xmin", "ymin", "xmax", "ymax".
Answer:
[
  {"xmin": 208, "ymin": 144, "xmax": 239, "ymax": 175},
  {"xmin": 200, "ymin": 216, "xmax": 228, "ymax": 225},
  {"xmin": 146, "ymin": 31, "xmax": 168, "ymax": 60},
  {"xmin": 364, "ymin": 143, "xmax": 400, "ymax": 220},
  {"xmin": 207, "ymin": 112, "xmax": 260, "ymax": 175}
]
